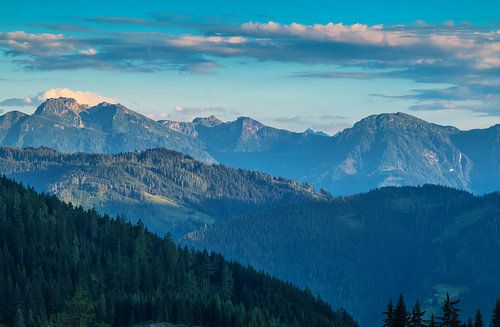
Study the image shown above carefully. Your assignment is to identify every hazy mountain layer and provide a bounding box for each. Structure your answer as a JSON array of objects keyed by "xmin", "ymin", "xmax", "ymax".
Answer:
[
  {"xmin": 1, "ymin": 98, "xmax": 498, "ymax": 195},
  {"xmin": 165, "ymin": 113, "xmax": 499, "ymax": 195}
]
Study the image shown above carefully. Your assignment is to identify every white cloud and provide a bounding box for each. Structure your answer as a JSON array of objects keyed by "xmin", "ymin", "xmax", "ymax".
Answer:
[
  {"xmin": 241, "ymin": 21, "xmax": 419, "ymax": 46},
  {"xmin": 0, "ymin": 31, "xmax": 70, "ymax": 55},
  {"xmin": 0, "ymin": 88, "xmax": 117, "ymax": 108},
  {"xmin": 79, "ymin": 48, "xmax": 97, "ymax": 56}
]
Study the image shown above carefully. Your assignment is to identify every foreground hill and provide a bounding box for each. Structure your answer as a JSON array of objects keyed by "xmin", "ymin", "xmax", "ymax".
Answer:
[
  {"xmin": 0, "ymin": 147, "xmax": 326, "ymax": 236},
  {"xmin": 0, "ymin": 176, "xmax": 357, "ymax": 326},
  {"xmin": 186, "ymin": 185, "xmax": 500, "ymax": 325}
]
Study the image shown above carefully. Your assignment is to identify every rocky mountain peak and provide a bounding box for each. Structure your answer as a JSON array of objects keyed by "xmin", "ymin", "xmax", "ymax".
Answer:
[
  {"xmin": 33, "ymin": 97, "xmax": 87, "ymax": 127},
  {"xmin": 61, "ymin": 97, "xmax": 89, "ymax": 113},
  {"xmin": 192, "ymin": 115, "xmax": 223, "ymax": 127},
  {"xmin": 35, "ymin": 97, "xmax": 89, "ymax": 115},
  {"xmin": 234, "ymin": 116, "xmax": 264, "ymax": 138},
  {"xmin": 347, "ymin": 112, "xmax": 458, "ymax": 135},
  {"xmin": 161, "ymin": 120, "xmax": 199, "ymax": 137},
  {"xmin": 304, "ymin": 128, "xmax": 329, "ymax": 137}
]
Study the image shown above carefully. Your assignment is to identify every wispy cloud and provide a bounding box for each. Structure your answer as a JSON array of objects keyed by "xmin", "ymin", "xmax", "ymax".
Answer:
[
  {"xmin": 293, "ymin": 71, "xmax": 386, "ymax": 79},
  {"xmin": 371, "ymin": 83, "xmax": 500, "ymax": 115},
  {"xmin": 143, "ymin": 105, "xmax": 239, "ymax": 122}
]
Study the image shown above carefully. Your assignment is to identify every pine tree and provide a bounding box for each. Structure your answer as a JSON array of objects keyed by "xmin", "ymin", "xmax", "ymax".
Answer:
[
  {"xmin": 383, "ymin": 299, "xmax": 395, "ymax": 327},
  {"xmin": 394, "ymin": 294, "xmax": 409, "ymax": 327},
  {"xmin": 492, "ymin": 299, "xmax": 500, "ymax": 327},
  {"xmin": 473, "ymin": 309, "xmax": 483, "ymax": 327},
  {"xmin": 409, "ymin": 300, "xmax": 425, "ymax": 327},
  {"xmin": 440, "ymin": 293, "xmax": 461, "ymax": 327}
]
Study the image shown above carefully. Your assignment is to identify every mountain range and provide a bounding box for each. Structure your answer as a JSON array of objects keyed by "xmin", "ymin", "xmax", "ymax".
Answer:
[
  {"xmin": 162, "ymin": 113, "xmax": 499, "ymax": 195},
  {"xmin": 0, "ymin": 146, "xmax": 325, "ymax": 236},
  {"xmin": 1, "ymin": 97, "xmax": 498, "ymax": 195},
  {"xmin": 185, "ymin": 185, "xmax": 500, "ymax": 325}
]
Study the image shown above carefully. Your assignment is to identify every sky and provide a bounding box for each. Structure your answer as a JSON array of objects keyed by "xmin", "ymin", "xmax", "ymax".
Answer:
[{"xmin": 0, "ymin": 0, "xmax": 499, "ymax": 134}]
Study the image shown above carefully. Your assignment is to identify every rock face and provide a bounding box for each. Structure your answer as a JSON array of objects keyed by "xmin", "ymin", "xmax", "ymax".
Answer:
[
  {"xmin": 0, "ymin": 97, "xmax": 213, "ymax": 162},
  {"xmin": 166, "ymin": 112, "xmax": 498, "ymax": 195},
  {"xmin": 1, "ymin": 98, "xmax": 498, "ymax": 195},
  {"xmin": 320, "ymin": 113, "xmax": 475, "ymax": 194}
]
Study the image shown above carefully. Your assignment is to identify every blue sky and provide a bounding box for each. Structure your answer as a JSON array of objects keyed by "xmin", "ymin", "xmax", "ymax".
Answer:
[{"xmin": 0, "ymin": 0, "xmax": 499, "ymax": 133}]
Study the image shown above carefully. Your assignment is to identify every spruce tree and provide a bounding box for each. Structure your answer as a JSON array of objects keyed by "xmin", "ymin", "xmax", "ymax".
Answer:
[
  {"xmin": 409, "ymin": 300, "xmax": 425, "ymax": 327},
  {"xmin": 473, "ymin": 309, "xmax": 482, "ymax": 327},
  {"xmin": 394, "ymin": 294, "xmax": 409, "ymax": 327},
  {"xmin": 440, "ymin": 293, "xmax": 461, "ymax": 327},
  {"xmin": 383, "ymin": 299, "xmax": 395, "ymax": 327},
  {"xmin": 492, "ymin": 300, "xmax": 500, "ymax": 327}
]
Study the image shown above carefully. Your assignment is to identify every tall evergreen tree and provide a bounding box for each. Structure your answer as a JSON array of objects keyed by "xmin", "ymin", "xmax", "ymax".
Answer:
[
  {"xmin": 492, "ymin": 300, "xmax": 500, "ymax": 327},
  {"xmin": 473, "ymin": 309, "xmax": 483, "ymax": 327},
  {"xmin": 440, "ymin": 293, "xmax": 461, "ymax": 327},
  {"xmin": 383, "ymin": 299, "xmax": 395, "ymax": 327},
  {"xmin": 409, "ymin": 300, "xmax": 425, "ymax": 327},
  {"xmin": 394, "ymin": 294, "xmax": 409, "ymax": 327}
]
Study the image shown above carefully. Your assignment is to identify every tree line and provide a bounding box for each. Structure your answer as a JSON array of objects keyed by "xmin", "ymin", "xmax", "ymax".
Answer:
[{"xmin": 382, "ymin": 294, "xmax": 500, "ymax": 327}]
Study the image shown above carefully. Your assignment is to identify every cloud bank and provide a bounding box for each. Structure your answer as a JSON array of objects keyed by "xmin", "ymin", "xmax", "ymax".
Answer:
[{"xmin": 0, "ymin": 18, "xmax": 499, "ymax": 115}]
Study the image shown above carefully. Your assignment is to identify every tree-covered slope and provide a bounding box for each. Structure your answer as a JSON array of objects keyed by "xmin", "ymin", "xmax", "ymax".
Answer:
[
  {"xmin": 186, "ymin": 185, "xmax": 500, "ymax": 326},
  {"xmin": 0, "ymin": 147, "xmax": 326, "ymax": 236},
  {"xmin": 0, "ymin": 176, "xmax": 357, "ymax": 327}
]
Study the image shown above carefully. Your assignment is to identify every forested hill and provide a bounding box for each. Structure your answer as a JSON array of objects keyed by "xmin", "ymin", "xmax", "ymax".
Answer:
[
  {"xmin": 186, "ymin": 185, "xmax": 500, "ymax": 326},
  {"xmin": 0, "ymin": 146, "xmax": 326, "ymax": 236},
  {"xmin": 0, "ymin": 176, "xmax": 357, "ymax": 327}
]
